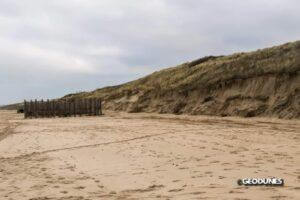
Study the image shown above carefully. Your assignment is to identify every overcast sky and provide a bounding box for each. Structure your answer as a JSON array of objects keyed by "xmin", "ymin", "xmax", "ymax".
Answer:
[{"xmin": 0, "ymin": 0, "xmax": 299, "ymax": 104}]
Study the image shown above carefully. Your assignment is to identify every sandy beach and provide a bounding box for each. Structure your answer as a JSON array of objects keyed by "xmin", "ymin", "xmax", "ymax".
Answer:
[{"xmin": 0, "ymin": 110, "xmax": 299, "ymax": 200}]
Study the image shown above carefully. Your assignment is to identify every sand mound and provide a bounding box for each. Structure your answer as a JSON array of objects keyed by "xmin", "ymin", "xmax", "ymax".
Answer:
[{"xmin": 65, "ymin": 41, "xmax": 300, "ymax": 119}]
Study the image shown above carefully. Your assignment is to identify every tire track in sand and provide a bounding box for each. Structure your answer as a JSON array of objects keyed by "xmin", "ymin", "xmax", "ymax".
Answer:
[{"xmin": 1, "ymin": 132, "xmax": 172, "ymax": 160}]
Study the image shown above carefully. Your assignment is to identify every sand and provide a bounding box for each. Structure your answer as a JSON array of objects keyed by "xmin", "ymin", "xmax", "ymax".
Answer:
[{"xmin": 0, "ymin": 110, "xmax": 299, "ymax": 200}]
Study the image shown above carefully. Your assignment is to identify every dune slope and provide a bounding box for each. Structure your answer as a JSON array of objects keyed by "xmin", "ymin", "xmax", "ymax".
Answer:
[{"xmin": 65, "ymin": 41, "xmax": 299, "ymax": 118}]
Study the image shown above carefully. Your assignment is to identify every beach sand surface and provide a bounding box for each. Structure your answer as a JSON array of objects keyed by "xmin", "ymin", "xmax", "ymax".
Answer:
[{"xmin": 0, "ymin": 110, "xmax": 299, "ymax": 200}]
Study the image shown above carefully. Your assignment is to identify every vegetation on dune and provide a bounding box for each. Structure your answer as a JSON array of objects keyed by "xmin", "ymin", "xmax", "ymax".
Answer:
[{"xmin": 64, "ymin": 41, "xmax": 300, "ymax": 101}]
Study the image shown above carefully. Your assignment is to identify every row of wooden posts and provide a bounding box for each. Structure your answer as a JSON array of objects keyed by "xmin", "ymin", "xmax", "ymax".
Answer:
[{"xmin": 24, "ymin": 98, "xmax": 102, "ymax": 118}]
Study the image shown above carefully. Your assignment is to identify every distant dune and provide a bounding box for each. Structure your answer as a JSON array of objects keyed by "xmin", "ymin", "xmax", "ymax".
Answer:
[
  {"xmin": 0, "ymin": 103, "xmax": 23, "ymax": 110},
  {"xmin": 64, "ymin": 41, "xmax": 300, "ymax": 119}
]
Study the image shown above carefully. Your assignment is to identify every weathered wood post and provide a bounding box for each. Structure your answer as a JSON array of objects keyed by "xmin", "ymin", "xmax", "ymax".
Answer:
[
  {"xmin": 46, "ymin": 99, "xmax": 48, "ymax": 117},
  {"xmin": 49, "ymin": 100, "xmax": 54, "ymax": 117},
  {"xmin": 41, "ymin": 99, "xmax": 44, "ymax": 118},
  {"xmin": 95, "ymin": 99, "xmax": 99, "ymax": 116},
  {"xmin": 86, "ymin": 98, "xmax": 89, "ymax": 116},
  {"xmin": 59, "ymin": 100, "xmax": 62, "ymax": 117},
  {"xmin": 89, "ymin": 98, "xmax": 93, "ymax": 116},
  {"xmin": 73, "ymin": 100, "xmax": 76, "ymax": 117},
  {"xmin": 30, "ymin": 100, "xmax": 33, "ymax": 118},
  {"xmin": 92, "ymin": 98, "xmax": 95, "ymax": 116},
  {"xmin": 56, "ymin": 100, "xmax": 59, "ymax": 117},
  {"xmin": 82, "ymin": 99, "xmax": 85, "ymax": 116},
  {"xmin": 24, "ymin": 100, "xmax": 27, "ymax": 118},
  {"xmin": 78, "ymin": 99, "xmax": 81, "ymax": 116},
  {"xmin": 90, "ymin": 98, "xmax": 92, "ymax": 116},
  {"xmin": 34, "ymin": 99, "xmax": 40, "ymax": 118},
  {"xmin": 63, "ymin": 100, "xmax": 67, "ymax": 117},
  {"xmin": 79, "ymin": 99, "xmax": 82, "ymax": 116},
  {"xmin": 45, "ymin": 100, "xmax": 48, "ymax": 117},
  {"xmin": 94, "ymin": 98, "xmax": 98, "ymax": 116},
  {"xmin": 34, "ymin": 99, "xmax": 38, "ymax": 118},
  {"xmin": 70, "ymin": 101, "xmax": 72, "ymax": 117},
  {"xmin": 52, "ymin": 100, "xmax": 55, "ymax": 117},
  {"xmin": 99, "ymin": 99, "xmax": 102, "ymax": 115},
  {"xmin": 58, "ymin": 101, "xmax": 62, "ymax": 117},
  {"xmin": 67, "ymin": 101, "xmax": 70, "ymax": 117}
]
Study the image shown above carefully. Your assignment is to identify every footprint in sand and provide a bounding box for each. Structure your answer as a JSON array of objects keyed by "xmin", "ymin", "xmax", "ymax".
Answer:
[
  {"xmin": 109, "ymin": 191, "xmax": 117, "ymax": 194},
  {"xmin": 40, "ymin": 167, "xmax": 47, "ymax": 172},
  {"xmin": 168, "ymin": 188, "xmax": 183, "ymax": 192},
  {"xmin": 74, "ymin": 186, "xmax": 85, "ymax": 190},
  {"xmin": 191, "ymin": 191, "xmax": 206, "ymax": 195}
]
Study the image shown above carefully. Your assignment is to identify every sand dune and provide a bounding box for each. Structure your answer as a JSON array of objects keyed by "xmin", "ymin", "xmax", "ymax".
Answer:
[
  {"xmin": 64, "ymin": 41, "xmax": 300, "ymax": 119},
  {"xmin": 0, "ymin": 110, "xmax": 299, "ymax": 199}
]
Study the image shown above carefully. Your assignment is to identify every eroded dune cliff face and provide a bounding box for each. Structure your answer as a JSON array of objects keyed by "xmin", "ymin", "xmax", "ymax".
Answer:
[{"xmin": 64, "ymin": 41, "xmax": 300, "ymax": 119}]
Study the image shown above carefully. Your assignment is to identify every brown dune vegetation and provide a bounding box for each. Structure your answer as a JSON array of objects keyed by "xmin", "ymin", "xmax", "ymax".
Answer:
[{"xmin": 64, "ymin": 41, "xmax": 300, "ymax": 119}]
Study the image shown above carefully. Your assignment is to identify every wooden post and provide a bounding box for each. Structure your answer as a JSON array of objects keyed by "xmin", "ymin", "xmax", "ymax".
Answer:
[
  {"xmin": 49, "ymin": 99, "xmax": 51, "ymax": 117},
  {"xmin": 67, "ymin": 101, "xmax": 70, "ymax": 117},
  {"xmin": 56, "ymin": 100, "xmax": 59, "ymax": 117},
  {"xmin": 35, "ymin": 99, "xmax": 38, "ymax": 118},
  {"xmin": 86, "ymin": 99, "xmax": 88, "ymax": 115},
  {"xmin": 73, "ymin": 100, "xmax": 76, "ymax": 117},
  {"xmin": 32, "ymin": 100, "xmax": 35, "ymax": 118},
  {"xmin": 92, "ymin": 98, "xmax": 94, "ymax": 116},
  {"xmin": 43, "ymin": 99, "xmax": 45, "ymax": 118},
  {"xmin": 63, "ymin": 100, "xmax": 66, "ymax": 117},
  {"xmin": 57, "ymin": 100, "xmax": 59, "ymax": 117},
  {"xmin": 38, "ymin": 99, "xmax": 40, "ymax": 118},
  {"xmin": 28, "ymin": 100, "xmax": 30, "ymax": 118},
  {"xmin": 31, "ymin": 99, "xmax": 33, "ymax": 118},
  {"xmin": 70, "ymin": 101, "xmax": 72, "ymax": 117},
  {"xmin": 66, "ymin": 100, "xmax": 69, "ymax": 117},
  {"xmin": 95, "ymin": 99, "xmax": 98, "ymax": 116},
  {"xmin": 78, "ymin": 99, "xmax": 81, "ymax": 117},
  {"xmin": 30, "ymin": 100, "xmax": 35, "ymax": 117},
  {"xmin": 45, "ymin": 99, "xmax": 48, "ymax": 117},
  {"xmin": 52, "ymin": 100, "xmax": 55, "ymax": 117},
  {"xmin": 96, "ymin": 98, "xmax": 100, "ymax": 116},
  {"xmin": 37, "ymin": 99, "xmax": 40, "ymax": 117},
  {"xmin": 91, "ymin": 98, "xmax": 93, "ymax": 116},
  {"xmin": 86, "ymin": 99, "xmax": 89, "ymax": 116},
  {"xmin": 41, "ymin": 99, "xmax": 44, "ymax": 118},
  {"xmin": 24, "ymin": 100, "xmax": 27, "ymax": 118},
  {"xmin": 60, "ymin": 100, "xmax": 62, "ymax": 117},
  {"xmin": 82, "ymin": 99, "xmax": 85, "ymax": 116},
  {"xmin": 94, "ymin": 98, "xmax": 97, "ymax": 116},
  {"xmin": 99, "ymin": 99, "xmax": 102, "ymax": 115},
  {"xmin": 78, "ymin": 99, "xmax": 80, "ymax": 116},
  {"xmin": 95, "ymin": 98, "xmax": 98, "ymax": 116},
  {"xmin": 89, "ymin": 98, "xmax": 92, "ymax": 116},
  {"xmin": 61, "ymin": 100, "xmax": 63, "ymax": 117},
  {"xmin": 58, "ymin": 101, "xmax": 61, "ymax": 117},
  {"xmin": 46, "ymin": 99, "xmax": 50, "ymax": 117},
  {"xmin": 51, "ymin": 100, "xmax": 54, "ymax": 117}
]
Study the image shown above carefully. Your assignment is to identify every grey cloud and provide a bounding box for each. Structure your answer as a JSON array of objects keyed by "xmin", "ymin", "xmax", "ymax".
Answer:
[{"xmin": 0, "ymin": 0, "xmax": 300, "ymax": 104}]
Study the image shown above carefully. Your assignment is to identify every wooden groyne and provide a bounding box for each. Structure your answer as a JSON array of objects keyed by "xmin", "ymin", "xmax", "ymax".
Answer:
[{"xmin": 24, "ymin": 99, "xmax": 102, "ymax": 118}]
